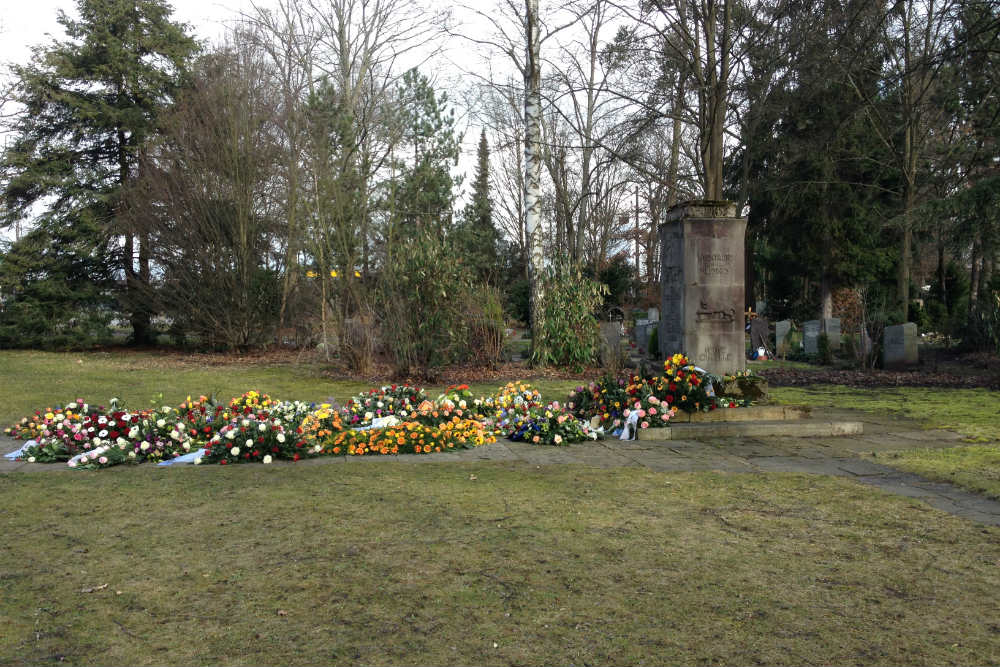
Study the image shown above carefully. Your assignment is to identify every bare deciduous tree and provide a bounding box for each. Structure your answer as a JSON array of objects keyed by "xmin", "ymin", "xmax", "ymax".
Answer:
[{"xmin": 130, "ymin": 39, "xmax": 284, "ymax": 349}]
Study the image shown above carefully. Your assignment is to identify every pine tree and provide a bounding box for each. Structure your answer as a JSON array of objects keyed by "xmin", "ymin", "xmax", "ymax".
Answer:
[
  {"xmin": 744, "ymin": 0, "xmax": 898, "ymax": 322},
  {"xmin": 455, "ymin": 129, "xmax": 501, "ymax": 283},
  {"xmin": 0, "ymin": 0, "xmax": 197, "ymax": 346},
  {"xmin": 389, "ymin": 69, "xmax": 462, "ymax": 238}
]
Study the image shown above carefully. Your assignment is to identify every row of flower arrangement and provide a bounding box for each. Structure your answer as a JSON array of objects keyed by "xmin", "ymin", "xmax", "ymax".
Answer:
[{"xmin": 4, "ymin": 354, "xmax": 753, "ymax": 468}]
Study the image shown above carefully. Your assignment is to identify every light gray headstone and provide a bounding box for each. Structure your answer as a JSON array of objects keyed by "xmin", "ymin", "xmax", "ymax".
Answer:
[
  {"xmin": 601, "ymin": 320, "xmax": 622, "ymax": 342},
  {"xmin": 647, "ymin": 307, "xmax": 659, "ymax": 322},
  {"xmin": 633, "ymin": 323, "xmax": 645, "ymax": 349},
  {"xmin": 642, "ymin": 323, "xmax": 657, "ymax": 352},
  {"xmin": 883, "ymin": 322, "xmax": 918, "ymax": 367},
  {"xmin": 803, "ymin": 320, "xmax": 821, "ymax": 356},
  {"xmin": 822, "ymin": 318, "xmax": 841, "ymax": 350},
  {"xmin": 775, "ymin": 320, "xmax": 792, "ymax": 355}
]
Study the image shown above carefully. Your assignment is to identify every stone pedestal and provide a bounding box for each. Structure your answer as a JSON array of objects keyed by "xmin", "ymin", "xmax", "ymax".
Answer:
[{"xmin": 658, "ymin": 201, "xmax": 747, "ymax": 375}]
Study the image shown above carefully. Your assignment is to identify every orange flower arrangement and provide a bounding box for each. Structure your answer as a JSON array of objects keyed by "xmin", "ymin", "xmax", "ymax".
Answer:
[{"xmin": 331, "ymin": 417, "xmax": 495, "ymax": 456}]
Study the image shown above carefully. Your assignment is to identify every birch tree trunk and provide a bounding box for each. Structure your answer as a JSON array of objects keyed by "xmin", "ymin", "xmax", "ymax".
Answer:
[{"xmin": 524, "ymin": 0, "xmax": 546, "ymax": 354}]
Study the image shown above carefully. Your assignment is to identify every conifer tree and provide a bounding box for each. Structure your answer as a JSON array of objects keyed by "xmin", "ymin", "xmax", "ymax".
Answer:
[
  {"xmin": 455, "ymin": 129, "xmax": 501, "ymax": 283},
  {"xmin": 0, "ymin": 0, "xmax": 197, "ymax": 346}
]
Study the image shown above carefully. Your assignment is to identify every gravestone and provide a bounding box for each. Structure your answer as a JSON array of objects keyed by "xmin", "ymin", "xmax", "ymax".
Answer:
[
  {"xmin": 803, "ymin": 320, "xmax": 821, "ymax": 356},
  {"xmin": 749, "ymin": 317, "xmax": 770, "ymax": 355},
  {"xmin": 658, "ymin": 201, "xmax": 747, "ymax": 375},
  {"xmin": 634, "ymin": 319, "xmax": 651, "ymax": 351},
  {"xmin": 599, "ymin": 320, "xmax": 626, "ymax": 368},
  {"xmin": 822, "ymin": 317, "xmax": 841, "ymax": 350},
  {"xmin": 883, "ymin": 322, "xmax": 918, "ymax": 368},
  {"xmin": 775, "ymin": 320, "xmax": 792, "ymax": 356},
  {"xmin": 647, "ymin": 307, "xmax": 659, "ymax": 322}
]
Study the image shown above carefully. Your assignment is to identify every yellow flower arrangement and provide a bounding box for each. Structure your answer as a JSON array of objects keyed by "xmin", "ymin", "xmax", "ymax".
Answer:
[{"xmin": 331, "ymin": 418, "xmax": 494, "ymax": 456}]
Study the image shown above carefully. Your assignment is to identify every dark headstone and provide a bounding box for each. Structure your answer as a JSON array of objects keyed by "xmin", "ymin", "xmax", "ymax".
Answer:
[{"xmin": 749, "ymin": 317, "xmax": 770, "ymax": 354}]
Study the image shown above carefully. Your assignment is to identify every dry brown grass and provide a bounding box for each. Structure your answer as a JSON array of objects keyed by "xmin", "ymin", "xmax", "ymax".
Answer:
[{"xmin": 2, "ymin": 463, "xmax": 1000, "ymax": 666}]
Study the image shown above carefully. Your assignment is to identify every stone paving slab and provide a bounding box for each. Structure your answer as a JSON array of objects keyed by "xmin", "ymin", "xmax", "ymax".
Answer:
[
  {"xmin": 552, "ymin": 443, "xmax": 640, "ymax": 469},
  {"xmin": 846, "ymin": 471, "xmax": 1000, "ymax": 524},
  {"xmin": 747, "ymin": 456, "xmax": 843, "ymax": 475},
  {"xmin": 882, "ymin": 429, "xmax": 968, "ymax": 442},
  {"xmin": 469, "ymin": 442, "xmax": 521, "ymax": 461}
]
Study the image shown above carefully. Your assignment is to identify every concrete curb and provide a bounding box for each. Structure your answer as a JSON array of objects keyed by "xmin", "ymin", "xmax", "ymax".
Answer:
[{"xmin": 642, "ymin": 420, "xmax": 864, "ymax": 440}]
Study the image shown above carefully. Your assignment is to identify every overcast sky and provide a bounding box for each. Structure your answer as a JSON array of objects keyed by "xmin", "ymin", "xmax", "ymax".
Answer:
[{"xmin": 1, "ymin": 0, "xmax": 253, "ymax": 66}]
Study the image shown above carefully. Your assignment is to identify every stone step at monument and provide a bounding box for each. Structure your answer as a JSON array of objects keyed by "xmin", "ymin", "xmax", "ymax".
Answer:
[
  {"xmin": 639, "ymin": 419, "xmax": 864, "ymax": 441},
  {"xmin": 670, "ymin": 405, "xmax": 811, "ymax": 423}
]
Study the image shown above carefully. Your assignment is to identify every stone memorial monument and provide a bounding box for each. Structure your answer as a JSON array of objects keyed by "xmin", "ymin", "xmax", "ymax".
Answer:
[
  {"xmin": 883, "ymin": 322, "xmax": 918, "ymax": 368},
  {"xmin": 658, "ymin": 201, "xmax": 747, "ymax": 375}
]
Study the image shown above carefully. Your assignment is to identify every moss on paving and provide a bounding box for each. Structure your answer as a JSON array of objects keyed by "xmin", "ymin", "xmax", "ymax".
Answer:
[
  {"xmin": 772, "ymin": 384, "xmax": 1000, "ymax": 502},
  {"xmin": 3, "ymin": 463, "xmax": 1000, "ymax": 666},
  {"xmin": 872, "ymin": 445, "xmax": 1000, "ymax": 501}
]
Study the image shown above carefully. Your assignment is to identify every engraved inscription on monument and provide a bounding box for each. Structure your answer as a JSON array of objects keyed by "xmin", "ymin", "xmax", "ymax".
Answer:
[
  {"xmin": 699, "ymin": 345, "xmax": 734, "ymax": 364},
  {"xmin": 697, "ymin": 252, "xmax": 734, "ymax": 279}
]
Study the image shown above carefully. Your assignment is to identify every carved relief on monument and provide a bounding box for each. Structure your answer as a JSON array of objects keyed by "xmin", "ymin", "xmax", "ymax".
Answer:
[
  {"xmin": 694, "ymin": 300, "xmax": 736, "ymax": 325},
  {"xmin": 698, "ymin": 345, "xmax": 735, "ymax": 363}
]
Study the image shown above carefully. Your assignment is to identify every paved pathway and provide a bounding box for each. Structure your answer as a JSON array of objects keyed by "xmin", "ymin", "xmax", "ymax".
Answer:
[{"xmin": 3, "ymin": 407, "xmax": 1000, "ymax": 525}]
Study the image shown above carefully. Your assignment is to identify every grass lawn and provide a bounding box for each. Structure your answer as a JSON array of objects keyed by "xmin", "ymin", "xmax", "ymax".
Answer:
[
  {"xmin": 769, "ymin": 385, "xmax": 1000, "ymax": 442},
  {"xmin": 3, "ymin": 463, "xmax": 1000, "ymax": 666},
  {"xmin": 771, "ymin": 384, "xmax": 1000, "ymax": 509},
  {"xmin": 3, "ymin": 351, "xmax": 1000, "ymax": 664},
  {"xmin": 873, "ymin": 445, "xmax": 1000, "ymax": 501},
  {"xmin": 0, "ymin": 350, "xmax": 580, "ymax": 428}
]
